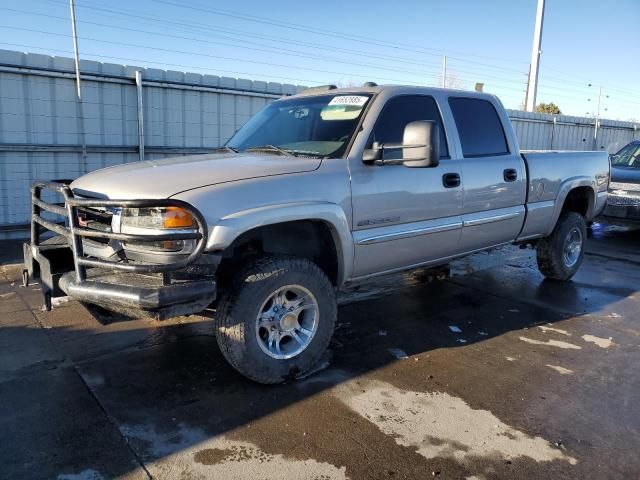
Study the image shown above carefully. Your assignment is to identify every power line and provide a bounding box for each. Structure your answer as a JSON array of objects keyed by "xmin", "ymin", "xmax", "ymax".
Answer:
[
  {"xmin": 16, "ymin": 0, "xmax": 554, "ymax": 90},
  {"xmin": 149, "ymin": 0, "xmax": 532, "ymax": 67},
  {"xmin": 0, "ymin": 22, "xmax": 532, "ymax": 94},
  {"xmin": 49, "ymin": 0, "xmax": 640, "ymax": 104},
  {"xmin": 0, "ymin": 25, "xmax": 444, "ymax": 85},
  {"xmin": 45, "ymin": 0, "xmax": 532, "ymax": 75},
  {"xmin": 5, "ymin": 0, "xmax": 637, "ymax": 116},
  {"xmin": 2, "ymin": 6, "xmax": 443, "ymax": 72},
  {"xmin": 6, "ymin": 4, "xmax": 531, "ymax": 88}
]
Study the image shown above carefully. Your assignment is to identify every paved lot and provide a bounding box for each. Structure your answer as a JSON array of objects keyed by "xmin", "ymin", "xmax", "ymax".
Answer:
[{"xmin": 1, "ymin": 224, "xmax": 639, "ymax": 480}]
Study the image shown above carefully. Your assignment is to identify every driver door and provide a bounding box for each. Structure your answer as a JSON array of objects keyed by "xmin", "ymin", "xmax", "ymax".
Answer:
[{"xmin": 350, "ymin": 95, "xmax": 463, "ymax": 278}]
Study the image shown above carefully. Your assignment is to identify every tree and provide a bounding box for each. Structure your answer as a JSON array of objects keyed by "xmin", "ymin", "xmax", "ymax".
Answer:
[{"xmin": 536, "ymin": 102, "xmax": 562, "ymax": 115}]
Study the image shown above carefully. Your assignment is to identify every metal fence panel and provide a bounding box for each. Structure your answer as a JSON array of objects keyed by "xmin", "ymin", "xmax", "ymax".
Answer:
[
  {"xmin": 0, "ymin": 49, "xmax": 300, "ymax": 237},
  {"xmin": 0, "ymin": 49, "xmax": 638, "ymax": 238},
  {"xmin": 506, "ymin": 109, "xmax": 638, "ymax": 152}
]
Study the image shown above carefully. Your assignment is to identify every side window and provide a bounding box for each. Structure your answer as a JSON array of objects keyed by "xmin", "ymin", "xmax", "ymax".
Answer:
[
  {"xmin": 448, "ymin": 97, "xmax": 509, "ymax": 157},
  {"xmin": 372, "ymin": 95, "xmax": 449, "ymax": 160}
]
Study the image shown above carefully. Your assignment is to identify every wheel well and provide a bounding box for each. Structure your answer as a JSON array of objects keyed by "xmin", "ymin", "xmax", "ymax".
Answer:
[
  {"xmin": 217, "ymin": 220, "xmax": 340, "ymax": 285},
  {"xmin": 561, "ymin": 186, "xmax": 593, "ymax": 218}
]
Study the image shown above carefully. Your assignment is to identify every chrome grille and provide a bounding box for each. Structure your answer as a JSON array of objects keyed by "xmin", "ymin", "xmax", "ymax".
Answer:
[{"xmin": 607, "ymin": 194, "xmax": 640, "ymax": 206}]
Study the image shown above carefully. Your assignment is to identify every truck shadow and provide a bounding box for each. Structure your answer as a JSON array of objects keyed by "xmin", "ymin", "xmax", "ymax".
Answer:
[{"xmin": 1, "ymin": 233, "xmax": 639, "ymax": 478}]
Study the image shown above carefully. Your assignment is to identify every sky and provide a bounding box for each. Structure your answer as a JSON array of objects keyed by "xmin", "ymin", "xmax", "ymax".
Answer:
[{"xmin": 1, "ymin": 0, "xmax": 639, "ymax": 121}]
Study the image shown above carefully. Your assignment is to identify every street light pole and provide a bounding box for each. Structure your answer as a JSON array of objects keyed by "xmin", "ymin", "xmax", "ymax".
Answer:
[
  {"xmin": 69, "ymin": 0, "xmax": 87, "ymax": 171},
  {"xmin": 442, "ymin": 55, "xmax": 447, "ymax": 88},
  {"xmin": 525, "ymin": 0, "xmax": 545, "ymax": 112},
  {"xmin": 591, "ymin": 85, "xmax": 608, "ymax": 150}
]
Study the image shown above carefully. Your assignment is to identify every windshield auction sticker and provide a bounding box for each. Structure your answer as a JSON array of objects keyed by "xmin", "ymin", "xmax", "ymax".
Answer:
[{"xmin": 328, "ymin": 96, "xmax": 369, "ymax": 107}]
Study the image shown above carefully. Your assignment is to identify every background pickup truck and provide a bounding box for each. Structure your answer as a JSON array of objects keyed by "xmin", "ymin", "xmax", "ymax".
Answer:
[
  {"xmin": 601, "ymin": 140, "xmax": 640, "ymax": 226},
  {"xmin": 23, "ymin": 84, "xmax": 610, "ymax": 383}
]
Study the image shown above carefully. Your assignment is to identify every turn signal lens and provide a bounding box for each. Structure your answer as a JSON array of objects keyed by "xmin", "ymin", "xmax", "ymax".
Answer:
[
  {"xmin": 121, "ymin": 207, "xmax": 195, "ymax": 230},
  {"xmin": 162, "ymin": 207, "xmax": 194, "ymax": 229}
]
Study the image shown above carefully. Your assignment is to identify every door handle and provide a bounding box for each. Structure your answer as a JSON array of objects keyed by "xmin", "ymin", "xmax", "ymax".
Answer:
[
  {"xmin": 503, "ymin": 169, "xmax": 518, "ymax": 182},
  {"xmin": 442, "ymin": 173, "xmax": 461, "ymax": 188}
]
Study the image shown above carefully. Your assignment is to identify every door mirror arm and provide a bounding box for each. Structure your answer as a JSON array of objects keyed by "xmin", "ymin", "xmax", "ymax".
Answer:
[
  {"xmin": 364, "ymin": 143, "xmax": 428, "ymax": 166},
  {"xmin": 362, "ymin": 142, "xmax": 383, "ymax": 163}
]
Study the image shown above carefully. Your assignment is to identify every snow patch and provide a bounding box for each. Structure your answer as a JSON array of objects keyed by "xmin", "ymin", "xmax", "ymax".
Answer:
[
  {"xmin": 51, "ymin": 296, "xmax": 71, "ymax": 307},
  {"xmin": 545, "ymin": 364, "xmax": 574, "ymax": 375},
  {"xmin": 152, "ymin": 437, "xmax": 347, "ymax": 480},
  {"xmin": 519, "ymin": 337, "xmax": 581, "ymax": 350},
  {"xmin": 337, "ymin": 379, "xmax": 576, "ymax": 465},
  {"xmin": 582, "ymin": 334, "xmax": 614, "ymax": 349},
  {"xmin": 537, "ymin": 325, "xmax": 570, "ymax": 336}
]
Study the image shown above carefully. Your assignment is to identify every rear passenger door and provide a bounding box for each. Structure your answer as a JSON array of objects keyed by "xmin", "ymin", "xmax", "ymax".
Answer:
[{"xmin": 448, "ymin": 97, "xmax": 526, "ymax": 252}]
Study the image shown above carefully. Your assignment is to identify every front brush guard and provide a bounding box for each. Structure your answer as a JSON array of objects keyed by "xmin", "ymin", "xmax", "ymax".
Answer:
[{"xmin": 23, "ymin": 180, "xmax": 216, "ymax": 318}]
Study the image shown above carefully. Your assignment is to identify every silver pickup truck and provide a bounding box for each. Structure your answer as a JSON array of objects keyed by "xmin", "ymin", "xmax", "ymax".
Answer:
[{"xmin": 23, "ymin": 85, "xmax": 610, "ymax": 383}]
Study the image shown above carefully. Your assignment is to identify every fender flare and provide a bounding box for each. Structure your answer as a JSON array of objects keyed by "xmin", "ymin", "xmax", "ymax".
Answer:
[
  {"xmin": 546, "ymin": 176, "xmax": 596, "ymax": 236},
  {"xmin": 206, "ymin": 201, "xmax": 354, "ymax": 285}
]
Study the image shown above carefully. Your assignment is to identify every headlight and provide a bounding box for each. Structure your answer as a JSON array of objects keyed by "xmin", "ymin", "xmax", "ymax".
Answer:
[
  {"xmin": 119, "ymin": 207, "xmax": 196, "ymax": 254},
  {"xmin": 121, "ymin": 207, "xmax": 194, "ymax": 229}
]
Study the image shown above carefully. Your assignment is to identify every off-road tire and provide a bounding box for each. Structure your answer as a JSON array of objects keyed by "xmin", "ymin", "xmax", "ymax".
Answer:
[
  {"xmin": 536, "ymin": 212, "xmax": 587, "ymax": 281},
  {"xmin": 214, "ymin": 255, "xmax": 337, "ymax": 384}
]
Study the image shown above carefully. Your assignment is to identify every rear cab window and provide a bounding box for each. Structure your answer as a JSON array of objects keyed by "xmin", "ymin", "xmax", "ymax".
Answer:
[
  {"xmin": 372, "ymin": 95, "xmax": 449, "ymax": 160},
  {"xmin": 448, "ymin": 97, "xmax": 509, "ymax": 157}
]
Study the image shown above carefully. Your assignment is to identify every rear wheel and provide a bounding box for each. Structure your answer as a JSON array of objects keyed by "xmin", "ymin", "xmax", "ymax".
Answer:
[
  {"xmin": 214, "ymin": 255, "xmax": 337, "ymax": 384},
  {"xmin": 536, "ymin": 212, "xmax": 587, "ymax": 281}
]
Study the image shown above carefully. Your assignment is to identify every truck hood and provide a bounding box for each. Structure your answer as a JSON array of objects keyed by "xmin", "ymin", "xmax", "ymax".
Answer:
[
  {"xmin": 611, "ymin": 166, "xmax": 640, "ymax": 185},
  {"xmin": 70, "ymin": 152, "xmax": 322, "ymax": 199}
]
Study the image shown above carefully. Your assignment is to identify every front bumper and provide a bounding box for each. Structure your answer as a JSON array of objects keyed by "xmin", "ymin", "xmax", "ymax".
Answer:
[
  {"xmin": 58, "ymin": 269, "xmax": 216, "ymax": 320},
  {"xmin": 602, "ymin": 204, "xmax": 640, "ymax": 225},
  {"xmin": 23, "ymin": 180, "xmax": 216, "ymax": 319},
  {"xmin": 601, "ymin": 189, "xmax": 640, "ymax": 224}
]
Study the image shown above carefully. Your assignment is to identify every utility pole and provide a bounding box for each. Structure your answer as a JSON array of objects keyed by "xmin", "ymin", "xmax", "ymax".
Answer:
[
  {"xmin": 442, "ymin": 55, "xmax": 447, "ymax": 88},
  {"xmin": 69, "ymin": 0, "xmax": 87, "ymax": 171},
  {"xmin": 589, "ymin": 85, "xmax": 608, "ymax": 150},
  {"xmin": 525, "ymin": 0, "xmax": 545, "ymax": 112}
]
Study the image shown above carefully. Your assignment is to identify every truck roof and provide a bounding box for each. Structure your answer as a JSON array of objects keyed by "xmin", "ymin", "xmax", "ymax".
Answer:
[{"xmin": 292, "ymin": 84, "xmax": 499, "ymax": 102}]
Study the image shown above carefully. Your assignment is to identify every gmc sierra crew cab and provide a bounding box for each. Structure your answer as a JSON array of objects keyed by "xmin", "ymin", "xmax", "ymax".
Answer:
[{"xmin": 23, "ymin": 84, "xmax": 610, "ymax": 383}]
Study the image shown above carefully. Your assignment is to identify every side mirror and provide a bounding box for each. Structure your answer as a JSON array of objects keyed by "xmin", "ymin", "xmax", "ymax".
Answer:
[
  {"xmin": 362, "ymin": 120, "xmax": 440, "ymax": 167},
  {"xmin": 402, "ymin": 120, "xmax": 440, "ymax": 168}
]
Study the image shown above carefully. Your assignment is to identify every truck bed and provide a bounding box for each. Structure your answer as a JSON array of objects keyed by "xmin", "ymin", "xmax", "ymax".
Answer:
[{"xmin": 517, "ymin": 150, "xmax": 610, "ymax": 240}]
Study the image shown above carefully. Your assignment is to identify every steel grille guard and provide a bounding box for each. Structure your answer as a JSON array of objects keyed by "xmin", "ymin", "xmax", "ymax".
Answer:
[{"xmin": 30, "ymin": 180, "xmax": 208, "ymax": 281}]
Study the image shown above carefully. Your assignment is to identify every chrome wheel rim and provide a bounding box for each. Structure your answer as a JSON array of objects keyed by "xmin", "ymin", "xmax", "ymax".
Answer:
[
  {"xmin": 255, "ymin": 285, "xmax": 319, "ymax": 360},
  {"xmin": 562, "ymin": 227, "xmax": 583, "ymax": 268}
]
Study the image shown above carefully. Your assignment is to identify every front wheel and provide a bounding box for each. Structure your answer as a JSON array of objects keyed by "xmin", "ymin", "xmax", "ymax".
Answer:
[
  {"xmin": 214, "ymin": 255, "xmax": 337, "ymax": 384},
  {"xmin": 536, "ymin": 212, "xmax": 587, "ymax": 281}
]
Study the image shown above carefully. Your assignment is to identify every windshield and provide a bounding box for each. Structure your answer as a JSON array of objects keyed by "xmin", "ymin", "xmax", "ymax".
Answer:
[
  {"xmin": 226, "ymin": 94, "xmax": 372, "ymax": 157},
  {"xmin": 611, "ymin": 142, "xmax": 640, "ymax": 168}
]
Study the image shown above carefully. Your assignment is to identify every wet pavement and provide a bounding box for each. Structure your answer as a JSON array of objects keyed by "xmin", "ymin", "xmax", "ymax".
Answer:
[{"xmin": 1, "ymin": 223, "xmax": 639, "ymax": 479}]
